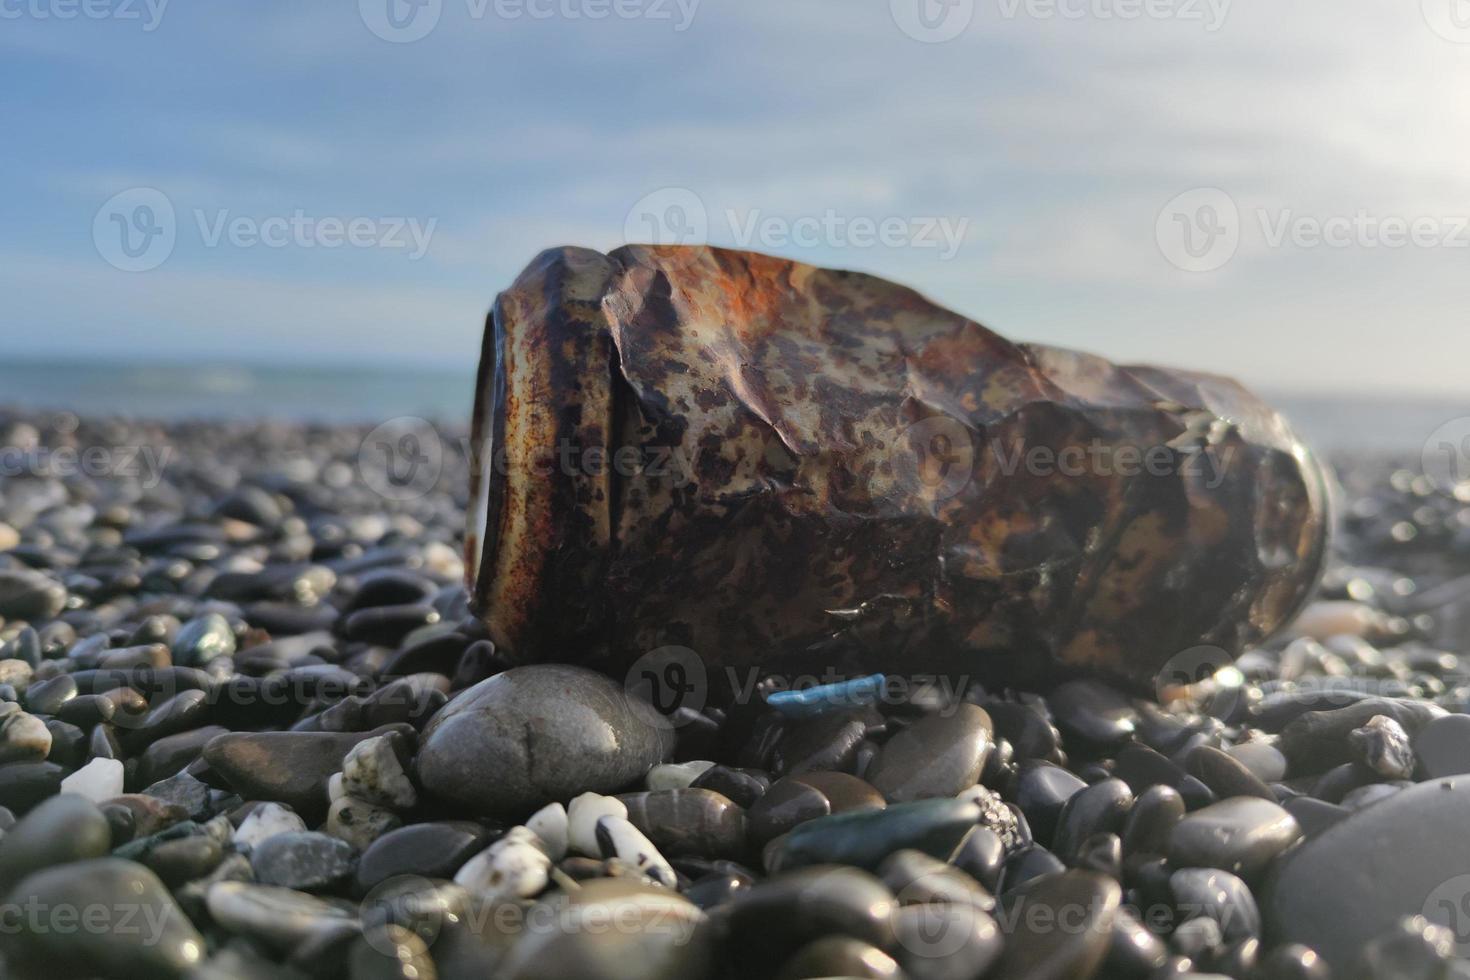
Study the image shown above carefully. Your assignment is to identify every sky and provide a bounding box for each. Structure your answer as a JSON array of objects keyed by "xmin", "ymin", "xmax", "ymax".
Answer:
[{"xmin": 3, "ymin": 0, "xmax": 1469, "ymax": 395}]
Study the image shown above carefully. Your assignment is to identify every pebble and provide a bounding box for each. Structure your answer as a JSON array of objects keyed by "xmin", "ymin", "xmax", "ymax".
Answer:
[
  {"xmin": 990, "ymin": 870, "xmax": 1121, "ymax": 979},
  {"xmin": 526, "ymin": 800, "xmax": 569, "ymax": 859},
  {"xmin": 4, "ymin": 858, "xmax": 204, "ymax": 978},
  {"xmin": 1052, "ymin": 777, "xmax": 1133, "ymax": 862},
  {"xmin": 325, "ymin": 794, "xmax": 402, "ymax": 851},
  {"xmin": 720, "ymin": 866, "xmax": 896, "ymax": 972},
  {"xmin": 618, "ymin": 788, "xmax": 746, "ymax": 858},
  {"xmin": 1186, "ymin": 744, "xmax": 1277, "ymax": 801},
  {"xmin": 249, "ymin": 830, "xmax": 357, "ymax": 891},
  {"xmin": 1226, "ymin": 740, "xmax": 1288, "ymax": 784},
  {"xmin": 1348, "ymin": 713, "xmax": 1417, "ymax": 780},
  {"xmin": 0, "ymin": 568, "xmax": 68, "ymax": 622},
  {"xmin": 1171, "ymin": 866, "xmax": 1261, "ymax": 941},
  {"xmin": 59, "ymin": 756, "xmax": 124, "ymax": 802},
  {"xmin": 340, "ymin": 732, "xmax": 417, "ymax": 810},
  {"xmin": 1122, "ymin": 783, "xmax": 1186, "ymax": 858},
  {"xmin": 770, "ymin": 707, "xmax": 876, "ymax": 775},
  {"xmin": 1412, "ymin": 712, "xmax": 1470, "ymax": 778},
  {"xmin": 1264, "ymin": 775, "xmax": 1470, "ymax": 971},
  {"xmin": 356, "ymin": 820, "xmax": 490, "ymax": 891},
  {"xmin": 417, "ymin": 665, "xmax": 671, "ymax": 817},
  {"xmin": 1167, "ymin": 797, "xmax": 1301, "ymax": 883},
  {"xmin": 596, "ymin": 813, "xmax": 677, "ymax": 887},
  {"xmin": 568, "ymin": 791, "xmax": 629, "ymax": 857},
  {"xmin": 878, "ymin": 848, "xmax": 994, "ymax": 911},
  {"xmin": 776, "ymin": 935, "xmax": 901, "ymax": 979},
  {"xmin": 454, "ymin": 825, "xmax": 553, "ymax": 900},
  {"xmin": 647, "ymin": 759, "xmax": 716, "ymax": 791},
  {"xmin": 203, "ymin": 726, "xmax": 409, "ymax": 820},
  {"xmin": 205, "ymin": 880, "xmax": 359, "ymax": 953},
  {"xmin": 766, "ymin": 797, "xmax": 980, "ymax": 873},
  {"xmin": 1353, "ymin": 915, "xmax": 1458, "ymax": 979},
  {"xmin": 0, "ymin": 792, "xmax": 112, "ymax": 890},
  {"xmin": 1047, "ymin": 679, "xmax": 1138, "ymax": 748},
  {"xmin": 1012, "ymin": 760, "xmax": 1087, "ymax": 846},
  {"xmin": 0, "ymin": 708, "xmax": 51, "ymax": 764},
  {"xmin": 1278, "ymin": 697, "xmax": 1445, "ymax": 774},
  {"xmin": 233, "ymin": 805, "xmax": 308, "ymax": 855},
  {"xmin": 866, "ymin": 703, "xmax": 993, "ymax": 803},
  {"xmin": 892, "ymin": 902, "xmax": 1002, "ymax": 980}
]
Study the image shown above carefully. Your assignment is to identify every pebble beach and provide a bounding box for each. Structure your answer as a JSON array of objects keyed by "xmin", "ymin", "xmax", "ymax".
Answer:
[{"xmin": 1, "ymin": 407, "xmax": 1470, "ymax": 979}]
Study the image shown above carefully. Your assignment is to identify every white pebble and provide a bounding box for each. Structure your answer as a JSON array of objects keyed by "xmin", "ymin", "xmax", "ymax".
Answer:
[
  {"xmin": 595, "ymin": 815, "xmax": 676, "ymax": 888},
  {"xmin": 526, "ymin": 802, "xmax": 569, "ymax": 861},
  {"xmin": 60, "ymin": 757, "xmax": 124, "ymax": 803},
  {"xmin": 0, "ymin": 659, "xmax": 33, "ymax": 693},
  {"xmin": 341, "ymin": 735, "xmax": 417, "ymax": 810},
  {"xmin": 327, "ymin": 772, "xmax": 346, "ymax": 803},
  {"xmin": 454, "ymin": 827, "xmax": 551, "ymax": 901},
  {"xmin": 568, "ymin": 792, "xmax": 627, "ymax": 858},
  {"xmin": 646, "ymin": 760, "xmax": 715, "ymax": 792},
  {"xmin": 326, "ymin": 795, "xmax": 403, "ymax": 852},
  {"xmin": 233, "ymin": 802, "xmax": 307, "ymax": 849}
]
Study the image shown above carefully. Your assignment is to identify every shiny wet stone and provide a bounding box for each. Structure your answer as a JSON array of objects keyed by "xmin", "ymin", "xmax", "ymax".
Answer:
[
  {"xmin": 991, "ymin": 870, "xmax": 1121, "ymax": 979},
  {"xmin": 767, "ymin": 797, "xmax": 980, "ymax": 873},
  {"xmin": 1167, "ymin": 797, "xmax": 1300, "ymax": 884},
  {"xmin": 866, "ymin": 703, "xmax": 993, "ymax": 803}
]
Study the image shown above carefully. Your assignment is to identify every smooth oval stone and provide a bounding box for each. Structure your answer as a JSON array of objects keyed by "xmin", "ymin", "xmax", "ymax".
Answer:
[
  {"xmin": 3, "ymin": 858, "xmax": 204, "ymax": 979},
  {"xmin": 723, "ymin": 866, "xmax": 896, "ymax": 971},
  {"xmin": 0, "ymin": 792, "xmax": 112, "ymax": 890},
  {"xmin": 892, "ymin": 902, "xmax": 1002, "ymax": 980},
  {"xmin": 767, "ymin": 798, "xmax": 981, "ymax": 873},
  {"xmin": 617, "ymin": 789, "xmax": 747, "ymax": 859},
  {"xmin": 0, "ymin": 568, "xmax": 67, "ymax": 622},
  {"xmin": 1412, "ymin": 713, "xmax": 1470, "ymax": 779},
  {"xmin": 983, "ymin": 700, "xmax": 1060, "ymax": 762},
  {"xmin": 1121, "ymin": 783, "xmax": 1185, "ymax": 858},
  {"xmin": 1047, "ymin": 679, "xmax": 1138, "ymax": 749},
  {"xmin": 879, "ymin": 848, "xmax": 994, "ymax": 912},
  {"xmin": 1186, "ymin": 745, "xmax": 1276, "ymax": 801},
  {"xmin": 790, "ymin": 771, "xmax": 887, "ymax": 814},
  {"xmin": 171, "ymin": 613, "xmax": 236, "ymax": 666},
  {"xmin": 775, "ymin": 935, "xmax": 901, "ymax": 979},
  {"xmin": 23, "ymin": 673, "xmax": 76, "ymax": 715},
  {"xmin": 356, "ymin": 821, "xmax": 491, "ymax": 892},
  {"xmin": 998, "ymin": 845, "xmax": 1066, "ymax": 894},
  {"xmin": 417, "ymin": 665, "xmax": 671, "ymax": 818},
  {"xmin": 867, "ymin": 703, "xmax": 993, "ymax": 803},
  {"xmin": 146, "ymin": 834, "xmax": 225, "ymax": 888},
  {"xmin": 499, "ymin": 879, "xmax": 713, "ymax": 980},
  {"xmin": 203, "ymin": 725, "xmax": 410, "ymax": 821},
  {"xmin": 1052, "ymin": 777, "xmax": 1133, "ymax": 862},
  {"xmin": 691, "ymin": 764, "xmax": 768, "ymax": 808},
  {"xmin": 251, "ymin": 831, "xmax": 357, "ymax": 891},
  {"xmin": 1103, "ymin": 909, "xmax": 1169, "ymax": 977},
  {"xmin": 685, "ymin": 871, "xmax": 751, "ymax": 910},
  {"xmin": 770, "ymin": 708, "xmax": 877, "ymax": 776},
  {"xmin": 766, "ymin": 674, "xmax": 885, "ymax": 719},
  {"xmin": 1013, "ymin": 760, "xmax": 1088, "ymax": 847},
  {"xmin": 749, "ymin": 777, "xmax": 831, "ymax": 847},
  {"xmin": 647, "ymin": 759, "xmax": 716, "ymax": 791},
  {"xmin": 1263, "ymin": 776, "xmax": 1470, "ymax": 971},
  {"xmin": 1170, "ymin": 867, "xmax": 1261, "ymax": 942},
  {"xmin": 0, "ymin": 760, "xmax": 64, "ymax": 813},
  {"xmin": 206, "ymin": 880, "xmax": 359, "ymax": 952},
  {"xmin": 991, "ymin": 870, "xmax": 1121, "ymax": 979},
  {"xmin": 1168, "ymin": 798, "xmax": 1300, "ymax": 884},
  {"xmin": 1226, "ymin": 741, "xmax": 1288, "ymax": 784},
  {"xmin": 949, "ymin": 826, "xmax": 1005, "ymax": 893},
  {"xmin": 1281, "ymin": 796, "xmax": 1349, "ymax": 838}
]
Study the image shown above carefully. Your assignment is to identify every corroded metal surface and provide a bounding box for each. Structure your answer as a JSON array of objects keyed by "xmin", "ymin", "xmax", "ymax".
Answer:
[{"xmin": 468, "ymin": 245, "xmax": 1331, "ymax": 691}]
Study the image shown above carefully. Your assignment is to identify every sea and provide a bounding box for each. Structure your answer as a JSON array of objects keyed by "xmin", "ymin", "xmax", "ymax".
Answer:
[{"xmin": 0, "ymin": 359, "xmax": 1463, "ymax": 458}]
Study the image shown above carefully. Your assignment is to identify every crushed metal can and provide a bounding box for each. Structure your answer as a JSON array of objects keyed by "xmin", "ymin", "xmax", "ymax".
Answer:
[{"xmin": 467, "ymin": 245, "xmax": 1331, "ymax": 692}]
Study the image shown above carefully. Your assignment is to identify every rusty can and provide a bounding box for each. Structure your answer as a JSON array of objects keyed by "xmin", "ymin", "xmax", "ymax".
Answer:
[{"xmin": 467, "ymin": 244, "xmax": 1330, "ymax": 692}]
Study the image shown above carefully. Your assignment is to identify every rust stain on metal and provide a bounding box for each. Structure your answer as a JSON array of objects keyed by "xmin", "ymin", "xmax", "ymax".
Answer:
[{"xmin": 468, "ymin": 245, "xmax": 1331, "ymax": 691}]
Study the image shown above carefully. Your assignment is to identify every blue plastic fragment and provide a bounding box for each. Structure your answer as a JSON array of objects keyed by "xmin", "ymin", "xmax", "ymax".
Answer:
[{"xmin": 765, "ymin": 673, "xmax": 886, "ymax": 719}]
